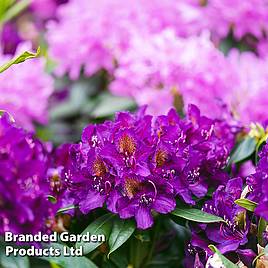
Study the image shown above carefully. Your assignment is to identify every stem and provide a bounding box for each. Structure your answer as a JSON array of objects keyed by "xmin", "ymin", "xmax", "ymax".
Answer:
[{"xmin": 0, "ymin": 0, "xmax": 31, "ymax": 25}]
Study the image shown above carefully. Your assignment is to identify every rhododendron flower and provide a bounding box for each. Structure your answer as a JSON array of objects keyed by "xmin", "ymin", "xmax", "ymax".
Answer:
[
  {"xmin": 116, "ymin": 176, "xmax": 176, "ymax": 229},
  {"xmin": 0, "ymin": 113, "xmax": 55, "ymax": 235},
  {"xmin": 111, "ymin": 30, "xmax": 237, "ymax": 117},
  {"xmin": 186, "ymin": 178, "xmax": 251, "ymax": 266},
  {"xmin": 203, "ymin": 0, "xmax": 268, "ymax": 40},
  {"xmin": 0, "ymin": 43, "xmax": 53, "ymax": 130},
  {"xmin": 46, "ymin": 0, "xmax": 204, "ymax": 79},
  {"xmin": 227, "ymin": 50, "xmax": 268, "ymax": 125}
]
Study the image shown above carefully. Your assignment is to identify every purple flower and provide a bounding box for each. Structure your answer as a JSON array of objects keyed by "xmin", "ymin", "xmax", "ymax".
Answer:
[
  {"xmin": 100, "ymin": 111, "xmax": 153, "ymax": 178},
  {"xmin": 202, "ymin": 178, "xmax": 248, "ymax": 253},
  {"xmin": 116, "ymin": 176, "xmax": 175, "ymax": 229},
  {"xmin": 152, "ymin": 105, "xmax": 235, "ymax": 204},
  {"xmin": 0, "ymin": 113, "xmax": 56, "ymax": 235},
  {"xmin": 186, "ymin": 178, "xmax": 250, "ymax": 266},
  {"xmin": 30, "ymin": 0, "xmax": 69, "ymax": 21}
]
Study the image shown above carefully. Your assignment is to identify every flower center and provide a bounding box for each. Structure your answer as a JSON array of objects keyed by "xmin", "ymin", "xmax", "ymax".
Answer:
[
  {"xmin": 119, "ymin": 134, "xmax": 136, "ymax": 155},
  {"xmin": 91, "ymin": 135, "xmax": 100, "ymax": 147},
  {"xmin": 50, "ymin": 173, "xmax": 62, "ymax": 193},
  {"xmin": 139, "ymin": 194, "xmax": 153, "ymax": 206},
  {"xmin": 155, "ymin": 149, "xmax": 168, "ymax": 167},
  {"xmin": 125, "ymin": 178, "xmax": 141, "ymax": 198},
  {"xmin": 93, "ymin": 158, "xmax": 107, "ymax": 177},
  {"xmin": 92, "ymin": 177, "xmax": 111, "ymax": 194},
  {"xmin": 187, "ymin": 167, "xmax": 200, "ymax": 184}
]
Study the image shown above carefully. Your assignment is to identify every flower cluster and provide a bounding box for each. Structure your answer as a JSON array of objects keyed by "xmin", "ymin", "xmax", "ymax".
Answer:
[
  {"xmin": 186, "ymin": 178, "xmax": 254, "ymax": 267},
  {"xmin": 0, "ymin": 43, "xmax": 54, "ymax": 130},
  {"xmin": 62, "ymin": 105, "xmax": 236, "ymax": 229},
  {"xmin": 111, "ymin": 30, "xmax": 236, "ymax": 117},
  {"xmin": 0, "ymin": 113, "xmax": 54, "ymax": 235},
  {"xmin": 203, "ymin": 0, "xmax": 268, "ymax": 41},
  {"xmin": 46, "ymin": 0, "xmax": 204, "ymax": 79}
]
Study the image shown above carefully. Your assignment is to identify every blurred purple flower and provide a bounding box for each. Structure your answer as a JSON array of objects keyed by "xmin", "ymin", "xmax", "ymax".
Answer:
[
  {"xmin": 46, "ymin": 0, "xmax": 204, "ymax": 79},
  {"xmin": 1, "ymin": 22, "xmax": 22, "ymax": 55},
  {"xmin": 0, "ymin": 112, "xmax": 55, "ymax": 235},
  {"xmin": 204, "ymin": 0, "xmax": 268, "ymax": 40},
  {"xmin": 31, "ymin": 0, "xmax": 69, "ymax": 21}
]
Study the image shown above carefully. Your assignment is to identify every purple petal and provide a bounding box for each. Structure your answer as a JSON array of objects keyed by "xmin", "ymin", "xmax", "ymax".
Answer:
[
  {"xmin": 135, "ymin": 206, "xmax": 153, "ymax": 229},
  {"xmin": 152, "ymin": 195, "xmax": 175, "ymax": 214},
  {"xmin": 79, "ymin": 190, "xmax": 106, "ymax": 214},
  {"xmin": 106, "ymin": 190, "xmax": 122, "ymax": 213}
]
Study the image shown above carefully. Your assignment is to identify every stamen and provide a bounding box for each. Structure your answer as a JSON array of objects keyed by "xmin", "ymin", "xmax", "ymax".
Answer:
[{"xmin": 118, "ymin": 134, "xmax": 136, "ymax": 155}]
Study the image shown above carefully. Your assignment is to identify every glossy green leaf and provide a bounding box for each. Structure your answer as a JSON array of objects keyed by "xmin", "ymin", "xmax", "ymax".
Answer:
[
  {"xmin": 171, "ymin": 207, "xmax": 224, "ymax": 223},
  {"xmin": 0, "ymin": 47, "xmax": 40, "ymax": 74},
  {"xmin": 235, "ymin": 198, "xmax": 257, "ymax": 212},
  {"xmin": 76, "ymin": 214, "xmax": 114, "ymax": 254},
  {"xmin": 108, "ymin": 218, "xmax": 135, "ymax": 257},
  {"xmin": 40, "ymin": 243, "xmax": 98, "ymax": 268},
  {"xmin": 208, "ymin": 245, "xmax": 238, "ymax": 268},
  {"xmin": 229, "ymin": 137, "xmax": 257, "ymax": 164}
]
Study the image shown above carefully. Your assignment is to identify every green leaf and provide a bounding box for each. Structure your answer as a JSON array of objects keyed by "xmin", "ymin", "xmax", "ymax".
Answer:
[
  {"xmin": 0, "ymin": 0, "xmax": 15, "ymax": 20},
  {"xmin": 0, "ymin": 255, "xmax": 30, "ymax": 268},
  {"xmin": 0, "ymin": 245, "xmax": 29, "ymax": 268},
  {"xmin": 57, "ymin": 205, "xmax": 77, "ymax": 214},
  {"xmin": 208, "ymin": 245, "xmax": 238, "ymax": 268},
  {"xmin": 171, "ymin": 207, "xmax": 224, "ymax": 223},
  {"xmin": 47, "ymin": 195, "xmax": 57, "ymax": 204},
  {"xmin": 0, "ymin": 0, "xmax": 30, "ymax": 24},
  {"xmin": 0, "ymin": 47, "xmax": 40, "ymax": 74},
  {"xmin": 234, "ymin": 198, "xmax": 257, "ymax": 212},
  {"xmin": 91, "ymin": 93, "xmax": 136, "ymax": 118},
  {"xmin": 40, "ymin": 243, "xmax": 98, "ymax": 268},
  {"xmin": 108, "ymin": 218, "xmax": 135, "ymax": 258},
  {"xmin": 229, "ymin": 137, "xmax": 257, "ymax": 164},
  {"xmin": 76, "ymin": 214, "xmax": 114, "ymax": 255}
]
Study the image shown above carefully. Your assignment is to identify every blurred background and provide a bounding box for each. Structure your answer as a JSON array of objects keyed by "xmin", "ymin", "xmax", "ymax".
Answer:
[{"xmin": 1, "ymin": 0, "xmax": 268, "ymax": 147}]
